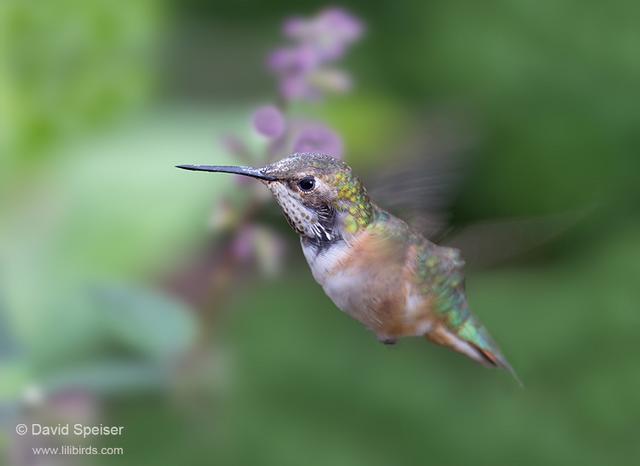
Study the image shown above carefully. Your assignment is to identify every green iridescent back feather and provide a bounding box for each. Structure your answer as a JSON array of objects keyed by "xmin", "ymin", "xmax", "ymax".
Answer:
[
  {"xmin": 411, "ymin": 236, "xmax": 521, "ymax": 382},
  {"xmin": 410, "ymin": 230, "xmax": 505, "ymax": 357}
]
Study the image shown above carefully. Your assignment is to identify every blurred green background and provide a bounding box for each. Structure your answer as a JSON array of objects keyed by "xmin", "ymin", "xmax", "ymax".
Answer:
[{"xmin": 1, "ymin": 1, "xmax": 639, "ymax": 465}]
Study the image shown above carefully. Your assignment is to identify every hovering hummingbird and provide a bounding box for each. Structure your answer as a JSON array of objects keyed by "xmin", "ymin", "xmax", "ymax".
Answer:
[{"xmin": 177, "ymin": 153, "xmax": 520, "ymax": 383}]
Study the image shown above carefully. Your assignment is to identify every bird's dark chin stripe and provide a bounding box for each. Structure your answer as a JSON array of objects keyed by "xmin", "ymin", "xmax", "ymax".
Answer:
[
  {"xmin": 307, "ymin": 221, "xmax": 341, "ymax": 254},
  {"xmin": 302, "ymin": 234, "xmax": 340, "ymax": 257}
]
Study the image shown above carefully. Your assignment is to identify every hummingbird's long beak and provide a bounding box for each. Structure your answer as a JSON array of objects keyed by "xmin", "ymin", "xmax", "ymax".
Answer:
[{"xmin": 175, "ymin": 164, "xmax": 277, "ymax": 181}]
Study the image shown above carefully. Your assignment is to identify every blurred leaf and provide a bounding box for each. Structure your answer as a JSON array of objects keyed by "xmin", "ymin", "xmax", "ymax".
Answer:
[
  {"xmin": 97, "ymin": 283, "xmax": 197, "ymax": 360},
  {"xmin": 0, "ymin": 298, "xmax": 19, "ymax": 359},
  {"xmin": 0, "ymin": 0, "xmax": 165, "ymax": 174},
  {"xmin": 41, "ymin": 360, "xmax": 172, "ymax": 395},
  {"xmin": 0, "ymin": 361, "xmax": 30, "ymax": 401}
]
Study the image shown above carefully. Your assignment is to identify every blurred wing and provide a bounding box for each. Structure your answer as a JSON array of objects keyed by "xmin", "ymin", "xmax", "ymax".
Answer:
[
  {"xmin": 443, "ymin": 208, "xmax": 593, "ymax": 269},
  {"xmin": 366, "ymin": 116, "xmax": 474, "ymax": 238},
  {"xmin": 366, "ymin": 116, "xmax": 589, "ymax": 267}
]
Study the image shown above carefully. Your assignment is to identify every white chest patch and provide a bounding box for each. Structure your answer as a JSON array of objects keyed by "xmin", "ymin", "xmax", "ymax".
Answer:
[
  {"xmin": 301, "ymin": 239, "xmax": 349, "ymax": 283},
  {"xmin": 301, "ymin": 239, "xmax": 366, "ymax": 313}
]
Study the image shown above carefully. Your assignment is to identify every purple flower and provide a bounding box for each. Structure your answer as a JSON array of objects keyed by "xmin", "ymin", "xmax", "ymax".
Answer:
[
  {"xmin": 231, "ymin": 225, "xmax": 255, "ymax": 262},
  {"xmin": 281, "ymin": 7, "xmax": 363, "ymax": 61},
  {"xmin": 292, "ymin": 121, "xmax": 343, "ymax": 158},
  {"xmin": 280, "ymin": 74, "xmax": 320, "ymax": 101},
  {"xmin": 318, "ymin": 8, "xmax": 363, "ymax": 42},
  {"xmin": 270, "ymin": 8, "xmax": 363, "ymax": 102},
  {"xmin": 252, "ymin": 105, "xmax": 286, "ymax": 139},
  {"xmin": 267, "ymin": 45, "xmax": 318, "ymax": 75}
]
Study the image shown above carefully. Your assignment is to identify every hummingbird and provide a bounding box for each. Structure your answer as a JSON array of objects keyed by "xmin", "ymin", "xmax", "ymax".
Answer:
[{"xmin": 177, "ymin": 153, "xmax": 520, "ymax": 383}]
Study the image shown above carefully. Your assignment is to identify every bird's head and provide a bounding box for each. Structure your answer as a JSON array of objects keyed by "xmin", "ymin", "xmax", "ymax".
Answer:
[{"xmin": 177, "ymin": 153, "xmax": 374, "ymax": 243}]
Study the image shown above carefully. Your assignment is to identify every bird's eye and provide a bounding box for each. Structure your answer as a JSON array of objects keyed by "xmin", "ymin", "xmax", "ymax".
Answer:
[{"xmin": 298, "ymin": 176, "xmax": 315, "ymax": 192}]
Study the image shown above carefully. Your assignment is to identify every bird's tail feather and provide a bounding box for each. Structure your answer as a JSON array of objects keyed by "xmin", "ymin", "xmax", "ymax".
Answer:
[
  {"xmin": 426, "ymin": 326, "xmax": 523, "ymax": 387},
  {"xmin": 469, "ymin": 342, "xmax": 524, "ymax": 387}
]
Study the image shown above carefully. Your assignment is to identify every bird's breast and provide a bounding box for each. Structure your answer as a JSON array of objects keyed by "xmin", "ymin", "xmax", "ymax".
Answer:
[
  {"xmin": 301, "ymin": 238, "xmax": 349, "ymax": 281},
  {"xmin": 300, "ymin": 231, "xmax": 432, "ymax": 337}
]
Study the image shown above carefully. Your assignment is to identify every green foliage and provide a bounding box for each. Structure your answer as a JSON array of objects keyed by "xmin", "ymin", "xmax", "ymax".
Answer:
[
  {"xmin": 0, "ymin": 0, "xmax": 163, "ymax": 190},
  {"xmin": 100, "ymin": 284, "xmax": 197, "ymax": 360},
  {"xmin": 361, "ymin": 0, "xmax": 640, "ymax": 217}
]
